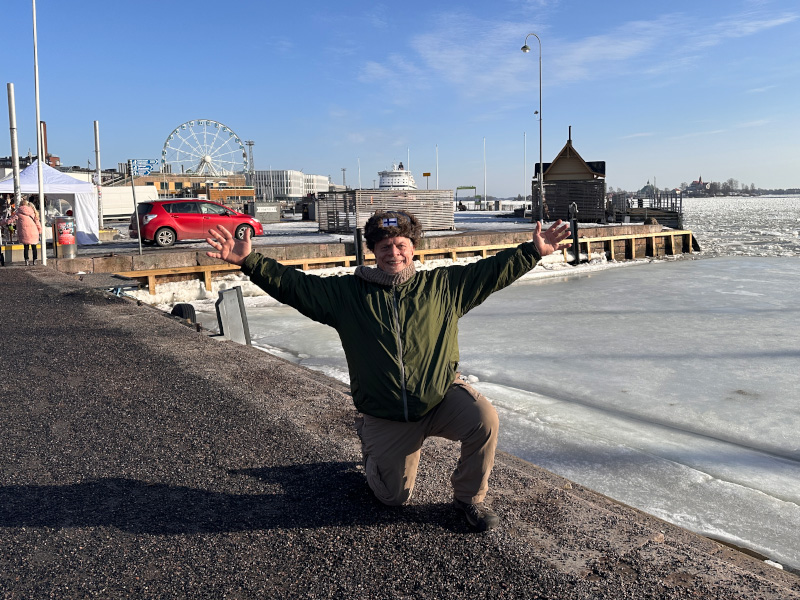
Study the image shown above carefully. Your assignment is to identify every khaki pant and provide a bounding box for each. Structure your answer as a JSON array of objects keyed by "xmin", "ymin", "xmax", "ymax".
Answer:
[{"xmin": 355, "ymin": 379, "xmax": 498, "ymax": 506}]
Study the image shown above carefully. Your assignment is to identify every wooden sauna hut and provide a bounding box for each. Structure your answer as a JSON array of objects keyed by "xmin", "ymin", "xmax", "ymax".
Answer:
[{"xmin": 533, "ymin": 128, "xmax": 607, "ymax": 223}]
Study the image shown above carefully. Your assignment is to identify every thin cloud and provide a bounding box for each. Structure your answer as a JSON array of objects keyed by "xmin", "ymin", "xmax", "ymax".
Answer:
[
  {"xmin": 737, "ymin": 119, "xmax": 770, "ymax": 128},
  {"xmin": 357, "ymin": 5, "xmax": 798, "ymax": 109},
  {"xmin": 747, "ymin": 85, "xmax": 777, "ymax": 94},
  {"xmin": 328, "ymin": 107, "xmax": 350, "ymax": 119},
  {"xmin": 549, "ymin": 16, "xmax": 679, "ymax": 83},
  {"xmin": 347, "ymin": 132, "xmax": 368, "ymax": 144},
  {"xmin": 267, "ymin": 37, "xmax": 294, "ymax": 54},
  {"xmin": 621, "ymin": 132, "xmax": 655, "ymax": 140},
  {"xmin": 669, "ymin": 129, "xmax": 727, "ymax": 140},
  {"xmin": 366, "ymin": 4, "xmax": 389, "ymax": 28},
  {"xmin": 358, "ymin": 55, "xmax": 430, "ymax": 106},
  {"xmin": 688, "ymin": 12, "xmax": 798, "ymax": 49}
]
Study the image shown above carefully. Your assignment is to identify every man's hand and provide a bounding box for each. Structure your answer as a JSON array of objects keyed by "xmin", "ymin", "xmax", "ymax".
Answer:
[
  {"xmin": 205, "ymin": 224, "xmax": 251, "ymax": 266},
  {"xmin": 533, "ymin": 219, "xmax": 572, "ymax": 257}
]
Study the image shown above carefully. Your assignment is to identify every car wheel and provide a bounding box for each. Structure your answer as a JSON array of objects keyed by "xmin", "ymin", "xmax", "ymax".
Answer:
[
  {"xmin": 155, "ymin": 227, "xmax": 176, "ymax": 247},
  {"xmin": 235, "ymin": 224, "xmax": 254, "ymax": 240}
]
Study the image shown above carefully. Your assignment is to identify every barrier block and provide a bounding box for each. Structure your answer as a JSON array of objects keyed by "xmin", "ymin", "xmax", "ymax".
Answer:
[
  {"xmin": 56, "ymin": 257, "xmax": 95, "ymax": 273},
  {"xmin": 93, "ymin": 255, "xmax": 135, "ymax": 273}
]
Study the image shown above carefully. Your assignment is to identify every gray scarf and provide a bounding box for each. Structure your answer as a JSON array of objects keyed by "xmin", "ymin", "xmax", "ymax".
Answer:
[{"xmin": 354, "ymin": 262, "xmax": 416, "ymax": 286}]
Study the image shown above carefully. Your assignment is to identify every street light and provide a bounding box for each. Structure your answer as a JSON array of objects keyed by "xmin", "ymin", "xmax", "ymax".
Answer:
[{"xmin": 521, "ymin": 32, "xmax": 544, "ymax": 224}]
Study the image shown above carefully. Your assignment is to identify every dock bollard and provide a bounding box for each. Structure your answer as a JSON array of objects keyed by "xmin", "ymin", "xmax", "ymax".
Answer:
[
  {"xmin": 569, "ymin": 202, "xmax": 580, "ymax": 265},
  {"xmin": 355, "ymin": 227, "xmax": 365, "ymax": 267}
]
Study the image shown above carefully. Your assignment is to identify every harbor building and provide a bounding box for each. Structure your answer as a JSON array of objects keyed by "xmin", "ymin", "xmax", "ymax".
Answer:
[
  {"xmin": 252, "ymin": 170, "xmax": 332, "ymax": 202},
  {"xmin": 533, "ymin": 130, "xmax": 606, "ymax": 223}
]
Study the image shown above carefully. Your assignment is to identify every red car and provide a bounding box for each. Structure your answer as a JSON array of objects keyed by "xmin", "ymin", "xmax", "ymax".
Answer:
[{"xmin": 129, "ymin": 199, "xmax": 264, "ymax": 247}]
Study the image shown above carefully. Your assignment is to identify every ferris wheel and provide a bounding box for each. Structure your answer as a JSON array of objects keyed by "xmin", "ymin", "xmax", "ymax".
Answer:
[{"xmin": 161, "ymin": 119, "xmax": 248, "ymax": 176}]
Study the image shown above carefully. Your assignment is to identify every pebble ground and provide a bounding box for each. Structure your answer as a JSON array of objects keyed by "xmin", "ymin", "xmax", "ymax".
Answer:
[{"xmin": 1, "ymin": 265, "xmax": 798, "ymax": 599}]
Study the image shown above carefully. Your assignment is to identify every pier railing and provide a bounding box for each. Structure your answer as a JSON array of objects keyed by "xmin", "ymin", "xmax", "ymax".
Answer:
[{"xmin": 113, "ymin": 228, "xmax": 695, "ymax": 294}]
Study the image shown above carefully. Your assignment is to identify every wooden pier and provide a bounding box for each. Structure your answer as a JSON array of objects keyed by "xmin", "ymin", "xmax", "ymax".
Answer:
[
  {"xmin": 576, "ymin": 229, "xmax": 695, "ymax": 261},
  {"xmin": 108, "ymin": 226, "xmax": 696, "ymax": 294}
]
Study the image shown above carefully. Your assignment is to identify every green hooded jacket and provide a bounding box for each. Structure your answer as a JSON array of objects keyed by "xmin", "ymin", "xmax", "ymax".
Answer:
[{"xmin": 242, "ymin": 242, "xmax": 541, "ymax": 422}]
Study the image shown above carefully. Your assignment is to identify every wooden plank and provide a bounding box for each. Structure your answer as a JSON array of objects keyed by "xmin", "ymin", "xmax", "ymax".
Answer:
[{"xmin": 116, "ymin": 263, "xmax": 242, "ymax": 278}]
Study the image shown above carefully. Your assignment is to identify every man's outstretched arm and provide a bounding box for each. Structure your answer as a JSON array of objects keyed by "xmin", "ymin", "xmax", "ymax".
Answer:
[{"xmin": 206, "ymin": 224, "xmax": 251, "ymax": 266}]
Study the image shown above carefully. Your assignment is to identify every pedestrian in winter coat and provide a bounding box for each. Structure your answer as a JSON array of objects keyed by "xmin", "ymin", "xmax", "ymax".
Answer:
[
  {"xmin": 205, "ymin": 210, "xmax": 572, "ymax": 531},
  {"xmin": 2, "ymin": 201, "xmax": 16, "ymax": 244},
  {"xmin": 9, "ymin": 198, "xmax": 42, "ymax": 265}
]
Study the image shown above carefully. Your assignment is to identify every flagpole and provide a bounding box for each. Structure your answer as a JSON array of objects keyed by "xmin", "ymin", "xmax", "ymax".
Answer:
[
  {"xmin": 32, "ymin": 0, "xmax": 47, "ymax": 265},
  {"xmin": 6, "ymin": 84, "xmax": 22, "ymax": 205}
]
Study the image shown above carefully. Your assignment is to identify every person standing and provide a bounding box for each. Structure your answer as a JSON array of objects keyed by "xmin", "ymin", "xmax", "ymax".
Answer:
[
  {"xmin": 8, "ymin": 198, "xmax": 42, "ymax": 266},
  {"xmin": 206, "ymin": 210, "xmax": 571, "ymax": 531},
  {"xmin": 0, "ymin": 195, "xmax": 9, "ymax": 266},
  {"xmin": 2, "ymin": 200, "xmax": 16, "ymax": 245}
]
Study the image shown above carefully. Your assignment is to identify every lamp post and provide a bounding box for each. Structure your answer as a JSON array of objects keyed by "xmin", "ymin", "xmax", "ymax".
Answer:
[{"xmin": 521, "ymin": 32, "xmax": 543, "ymax": 223}]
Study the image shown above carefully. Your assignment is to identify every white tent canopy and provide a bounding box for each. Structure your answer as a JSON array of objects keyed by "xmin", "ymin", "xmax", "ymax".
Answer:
[{"xmin": 0, "ymin": 160, "xmax": 99, "ymax": 244}]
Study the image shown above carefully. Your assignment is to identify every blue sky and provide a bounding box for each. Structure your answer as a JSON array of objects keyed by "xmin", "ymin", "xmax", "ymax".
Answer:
[{"xmin": 3, "ymin": 0, "xmax": 798, "ymax": 197}]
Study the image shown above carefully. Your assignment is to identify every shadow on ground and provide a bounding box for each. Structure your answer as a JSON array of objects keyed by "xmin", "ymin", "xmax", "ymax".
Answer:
[{"xmin": 0, "ymin": 461, "xmax": 462, "ymax": 534}]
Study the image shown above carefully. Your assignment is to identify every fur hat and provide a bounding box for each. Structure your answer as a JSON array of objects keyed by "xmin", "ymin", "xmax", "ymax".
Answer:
[{"xmin": 364, "ymin": 210, "xmax": 422, "ymax": 250}]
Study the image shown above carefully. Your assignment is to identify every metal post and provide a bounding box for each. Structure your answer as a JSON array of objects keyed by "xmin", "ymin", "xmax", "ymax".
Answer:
[
  {"xmin": 522, "ymin": 33, "xmax": 544, "ymax": 224},
  {"xmin": 483, "ymin": 137, "xmax": 487, "ymax": 211},
  {"xmin": 6, "ymin": 84, "xmax": 22, "ymax": 206},
  {"xmin": 245, "ymin": 140, "xmax": 254, "ymax": 187},
  {"xmin": 538, "ymin": 43, "xmax": 544, "ymax": 225},
  {"xmin": 94, "ymin": 120, "xmax": 102, "ymax": 228},
  {"xmin": 129, "ymin": 160, "xmax": 143, "ymax": 256},
  {"xmin": 523, "ymin": 131, "xmax": 526, "ymax": 216},
  {"xmin": 569, "ymin": 202, "xmax": 580, "ymax": 265},
  {"xmin": 353, "ymin": 186, "xmax": 360, "ymax": 263},
  {"xmin": 435, "ymin": 144, "xmax": 439, "ymax": 190},
  {"xmin": 354, "ymin": 227, "xmax": 364, "ymax": 267},
  {"xmin": 32, "ymin": 0, "xmax": 47, "ymax": 265}
]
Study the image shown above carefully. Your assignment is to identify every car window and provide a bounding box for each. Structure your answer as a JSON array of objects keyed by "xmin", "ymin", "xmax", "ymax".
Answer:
[
  {"xmin": 137, "ymin": 203, "xmax": 153, "ymax": 215},
  {"xmin": 199, "ymin": 202, "xmax": 229, "ymax": 215},
  {"xmin": 166, "ymin": 202, "xmax": 200, "ymax": 214}
]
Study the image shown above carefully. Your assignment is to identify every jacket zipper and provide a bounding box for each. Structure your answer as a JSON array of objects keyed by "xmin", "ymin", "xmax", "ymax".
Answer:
[{"xmin": 391, "ymin": 286, "xmax": 409, "ymax": 421}]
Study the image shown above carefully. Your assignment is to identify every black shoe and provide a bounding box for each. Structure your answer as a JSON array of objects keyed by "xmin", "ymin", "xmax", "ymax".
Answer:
[{"xmin": 453, "ymin": 498, "xmax": 499, "ymax": 531}]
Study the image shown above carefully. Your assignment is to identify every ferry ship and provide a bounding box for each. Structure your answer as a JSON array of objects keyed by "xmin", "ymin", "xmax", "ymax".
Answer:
[{"xmin": 378, "ymin": 162, "xmax": 417, "ymax": 190}]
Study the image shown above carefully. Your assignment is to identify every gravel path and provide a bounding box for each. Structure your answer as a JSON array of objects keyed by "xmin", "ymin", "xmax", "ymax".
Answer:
[{"xmin": 1, "ymin": 265, "xmax": 798, "ymax": 599}]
